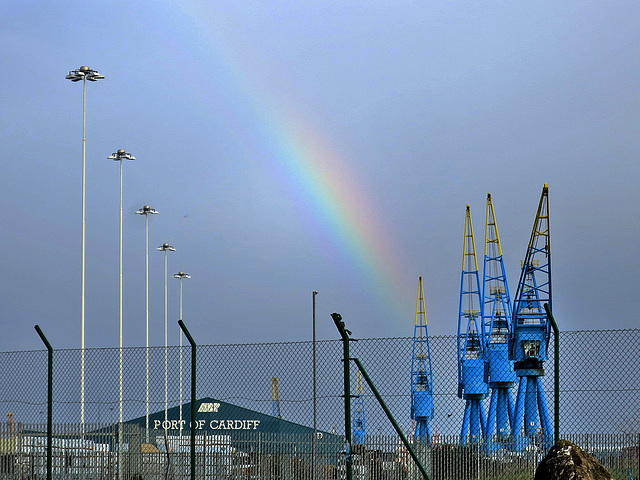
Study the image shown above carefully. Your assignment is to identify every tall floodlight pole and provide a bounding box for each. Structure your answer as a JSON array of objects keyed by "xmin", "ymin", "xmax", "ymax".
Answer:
[
  {"xmin": 158, "ymin": 243, "xmax": 175, "ymax": 424},
  {"xmin": 173, "ymin": 272, "xmax": 190, "ymax": 437},
  {"xmin": 136, "ymin": 206, "xmax": 158, "ymax": 440},
  {"xmin": 65, "ymin": 66, "xmax": 104, "ymax": 431},
  {"xmin": 108, "ymin": 150, "xmax": 135, "ymax": 436}
]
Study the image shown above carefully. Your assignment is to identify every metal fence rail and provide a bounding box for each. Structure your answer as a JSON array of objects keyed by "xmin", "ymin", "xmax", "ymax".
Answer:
[{"xmin": 1, "ymin": 329, "xmax": 639, "ymax": 479}]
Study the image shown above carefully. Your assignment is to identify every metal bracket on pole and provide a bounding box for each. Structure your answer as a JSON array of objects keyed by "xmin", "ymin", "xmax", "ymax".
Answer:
[
  {"xmin": 543, "ymin": 303, "xmax": 560, "ymax": 445},
  {"xmin": 34, "ymin": 325, "xmax": 53, "ymax": 480},
  {"xmin": 178, "ymin": 320, "xmax": 196, "ymax": 480}
]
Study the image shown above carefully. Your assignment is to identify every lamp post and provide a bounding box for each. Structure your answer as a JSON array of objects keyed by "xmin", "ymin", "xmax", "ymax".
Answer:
[
  {"xmin": 108, "ymin": 150, "xmax": 135, "ymax": 434},
  {"xmin": 173, "ymin": 272, "xmax": 190, "ymax": 437},
  {"xmin": 65, "ymin": 66, "xmax": 104, "ymax": 431},
  {"xmin": 136, "ymin": 206, "xmax": 158, "ymax": 440},
  {"xmin": 157, "ymin": 243, "xmax": 175, "ymax": 423}
]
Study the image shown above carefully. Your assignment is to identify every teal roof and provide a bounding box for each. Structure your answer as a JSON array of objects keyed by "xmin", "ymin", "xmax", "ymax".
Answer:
[{"xmin": 122, "ymin": 397, "xmax": 342, "ymax": 455}]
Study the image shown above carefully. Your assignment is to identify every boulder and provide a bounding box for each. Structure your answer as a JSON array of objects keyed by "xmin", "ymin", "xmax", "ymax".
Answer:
[{"xmin": 534, "ymin": 440, "xmax": 614, "ymax": 480}]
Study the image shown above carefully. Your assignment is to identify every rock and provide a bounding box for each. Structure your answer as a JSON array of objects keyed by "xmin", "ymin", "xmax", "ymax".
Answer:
[{"xmin": 534, "ymin": 439, "xmax": 615, "ymax": 480}]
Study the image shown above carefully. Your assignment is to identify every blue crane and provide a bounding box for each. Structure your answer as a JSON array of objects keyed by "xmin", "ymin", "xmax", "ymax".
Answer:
[
  {"xmin": 458, "ymin": 205, "xmax": 488, "ymax": 443},
  {"xmin": 482, "ymin": 193, "xmax": 516, "ymax": 444},
  {"xmin": 353, "ymin": 369, "xmax": 367, "ymax": 444},
  {"xmin": 508, "ymin": 184, "xmax": 553, "ymax": 448},
  {"xmin": 271, "ymin": 377, "xmax": 282, "ymax": 418},
  {"xmin": 410, "ymin": 276, "xmax": 434, "ymax": 443}
]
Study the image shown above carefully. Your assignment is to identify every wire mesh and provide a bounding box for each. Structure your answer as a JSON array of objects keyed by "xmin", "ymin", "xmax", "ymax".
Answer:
[{"xmin": 0, "ymin": 329, "xmax": 638, "ymax": 479}]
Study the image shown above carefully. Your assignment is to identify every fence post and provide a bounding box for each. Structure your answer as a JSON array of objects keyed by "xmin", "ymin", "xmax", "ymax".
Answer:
[
  {"xmin": 178, "ymin": 320, "xmax": 196, "ymax": 480},
  {"xmin": 543, "ymin": 303, "xmax": 560, "ymax": 445},
  {"xmin": 312, "ymin": 290, "xmax": 318, "ymax": 480},
  {"xmin": 637, "ymin": 433, "xmax": 640, "ymax": 479},
  {"xmin": 331, "ymin": 313, "xmax": 353, "ymax": 480},
  {"xmin": 34, "ymin": 325, "xmax": 53, "ymax": 480}
]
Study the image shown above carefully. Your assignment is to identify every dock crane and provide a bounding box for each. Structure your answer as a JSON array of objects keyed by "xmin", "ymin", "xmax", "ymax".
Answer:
[
  {"xmin": 353, "ymin": 369, "xmax": 367, "ymax": 444},
  {"xmin": 271, "ymin": 377, "xmax": 282, "ymax": 418},
  {"xmin": 508, "ymin": 184, "xmax": 553, "ymax": 447},
  {"xmin": 410, "ymin": 276, "xmax": 434, "ymax": 443},
  {"xmin": 458, "ymin": 206, "xmax": 488, "ymax": 443},
  {"xmin": 482, "ymin": 194, "xmax": 516, "ymax": 443}
]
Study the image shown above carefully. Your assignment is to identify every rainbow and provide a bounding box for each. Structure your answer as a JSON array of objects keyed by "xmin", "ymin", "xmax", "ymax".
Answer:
[{"xmin": 173, "ymin": 1, "xmax": 412, "ymax": 317}]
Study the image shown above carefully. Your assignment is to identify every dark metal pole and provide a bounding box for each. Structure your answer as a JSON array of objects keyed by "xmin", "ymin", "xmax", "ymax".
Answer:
[
  {"xmin": 312, "ymin": 291, "xmax": 318, "ymax": 480},
  {"xmin": 544, "ymin": 303, "xmax": 560, "ymax": 445},
  {"xmin": 178, "ymin": 320, "xmax": 196, "ymax": 480},
  {"xmin": 34, "ymin": 325, "xmax": 53, "ymax": 480},
  {"xmin": 352, "ymin": 358, "xmax": 431, "ymax": 480},
  {"xmin": 331, "ymin": 313, "xmax": 352, "ymax": 480}
]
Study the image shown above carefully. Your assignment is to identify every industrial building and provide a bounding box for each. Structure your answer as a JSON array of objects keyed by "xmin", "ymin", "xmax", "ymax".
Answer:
[{"xmin": 118, "ymin": 397, "xmax": 342, "ymax": 456}]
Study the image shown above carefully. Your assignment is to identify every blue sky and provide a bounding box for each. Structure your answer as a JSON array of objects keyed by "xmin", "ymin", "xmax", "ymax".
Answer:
[{"xmin": 1, "ymin": 1, "xmax": 639, "ymax": 352}]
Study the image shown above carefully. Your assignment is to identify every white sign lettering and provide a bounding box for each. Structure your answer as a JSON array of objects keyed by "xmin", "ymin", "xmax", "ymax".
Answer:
[
  {"xmin": 209, "ymin": 420, "xmax": 260, "ymax": 430},
  {"xmin": 153, "ymin": 419, "xmax": 261, "ymax": 431}
]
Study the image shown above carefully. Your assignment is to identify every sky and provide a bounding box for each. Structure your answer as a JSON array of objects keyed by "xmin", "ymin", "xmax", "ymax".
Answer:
[{"xmin": 1, "ymin": 1, "xmax": 639, "ymax": 353}]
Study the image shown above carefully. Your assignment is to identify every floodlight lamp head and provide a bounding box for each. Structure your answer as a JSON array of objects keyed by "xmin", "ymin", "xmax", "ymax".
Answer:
[
  {"xmin": 137, "ymin": 205, "xmax": 158, "ymax": 215},
  {"xmin": 157, "ymin": 243, "xmax": 176, "ymax": 252},
  {"xmin": 65, "ymin": 72, "xmax": 82, "ymax": 81},
  {"xmin": 66, "ymin": 66, "xmax": 104, "ymax": 82},
  {"xmin": 109, "ymin": 149, "xmax": 135, "ymax": 161}
]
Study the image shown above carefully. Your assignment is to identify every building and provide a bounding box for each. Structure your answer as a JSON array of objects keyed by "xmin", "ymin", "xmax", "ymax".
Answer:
[{"xmin": 118, "ymin": 397, "xmax": 342, "ymax": 456}]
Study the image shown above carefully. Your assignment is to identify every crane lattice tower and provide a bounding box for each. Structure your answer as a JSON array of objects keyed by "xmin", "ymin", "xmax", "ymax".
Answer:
[
  {"xmin": 271, "ymin": 377, "xmax": 282, "ymax": 419},
  {"xmin": 482, "ymin": 193, "xmax": 516, "ymax": 443},
  {"xmin": 410, "ymin": 276, "xmax": 434, "ymax": 443},
  {"xmin": 508, "ymin": 184, "xmax": 553, "ymax": 448},
  {"xmin": 458, "ymin": 206, "xmax": 488, "ymax": 443},
  {"xmin": 352, "ymin": 369, "xmax": 367, "ymax": 444}
]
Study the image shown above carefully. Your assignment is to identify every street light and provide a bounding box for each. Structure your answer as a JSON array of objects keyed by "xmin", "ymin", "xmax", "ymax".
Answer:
[
  {"xmin": 66, "ymin": 65, "xmax": 104, "ymax": 431},
  {"xmin": 173, "ymin": 272, "xmax": 191, "ymax": 436},
  {"xmin": 66, "ymin": 66, "xmax": 105, "ymax": 83},
  {"xmin": 157, "ymin": 243, "xmax": 175, "ymax": 423},
  {"xmin": 108, "ymin": 150, "xmax": 135, "ymax": 434},
  {"xmin": 136, "ymin": 205, "xmax": 158, "ymax": 440}
]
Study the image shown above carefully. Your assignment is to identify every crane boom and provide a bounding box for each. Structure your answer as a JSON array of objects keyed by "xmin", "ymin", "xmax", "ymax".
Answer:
[
  {"xmin": 271, "ymin": 377, "xmax": 282, "ymax": 419},
  {"xmin": 482, "ymin": 193, "xmax": 516, "ymax": 444},
  {"xmin": 410, "ymin": 276, "xmax": 434, "ymax": 443},
  {"xmin": 352, "ymin": 369, "xmax": 367, "ymax": 444},
  {"xmin": 508, "ymin": 183, "xmax": 553, "ymax": 448},
  {"xmin": 457, "ymin": 205, "xmax": 488, "ymax": 443}
]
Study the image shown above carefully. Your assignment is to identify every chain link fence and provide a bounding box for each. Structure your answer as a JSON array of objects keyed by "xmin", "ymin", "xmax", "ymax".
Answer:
[{"xmin": 1, "ymin": 329, "xmax": 639, "ymax": 479}]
